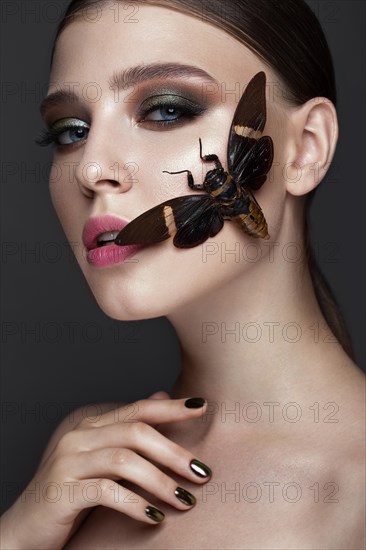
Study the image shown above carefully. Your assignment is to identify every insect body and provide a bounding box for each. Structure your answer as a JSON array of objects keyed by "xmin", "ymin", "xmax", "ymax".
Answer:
[{"xmin": 115, "ymin": 71, "xmax": 274, "ymax": 249}]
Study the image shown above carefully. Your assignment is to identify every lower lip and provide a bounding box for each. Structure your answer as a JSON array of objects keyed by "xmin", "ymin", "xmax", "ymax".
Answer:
[{"xmin": 86, "ymin": 244, "xmax": 143, "ymax": 267}]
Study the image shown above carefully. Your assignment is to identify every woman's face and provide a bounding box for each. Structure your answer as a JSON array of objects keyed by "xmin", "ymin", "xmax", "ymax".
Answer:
[{"xmin": 44, "ymin": 2, "xmax": 290, "ymax": 320}]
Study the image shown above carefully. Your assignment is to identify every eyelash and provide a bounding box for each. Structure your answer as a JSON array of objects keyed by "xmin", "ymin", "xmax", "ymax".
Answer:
[
  {"xmin": 36, "ymin": 96, "xmax": 206, "ymax": 148},
  {"xmin": 137, "ymin": 94, "xmax": 206, "ymax": 128},
  {"xmin": 35, "ymin": 124, "xmax": 89, "ymax": 148}
]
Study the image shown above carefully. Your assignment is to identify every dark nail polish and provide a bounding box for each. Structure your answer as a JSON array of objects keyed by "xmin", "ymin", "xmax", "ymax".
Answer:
[
  {"xmin": 145, "ymin": 505, "xmax": 165, "ymax": 522},
  {"xmin": 175, "ymin": 486, "xmax": 196, "ymax": 506},
  {"xmin": 190, "ymin": 458, "xmax": 212, "ymax": 478},
  {"xmin": 184, "ymin": 397, "xmax": 206, "ymax": 408}
]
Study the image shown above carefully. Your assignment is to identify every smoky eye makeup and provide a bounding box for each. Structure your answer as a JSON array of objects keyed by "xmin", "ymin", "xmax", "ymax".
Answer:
[
  {"xmin": 134, "ymin": 87, "xmax": 209, "ymax": 129},
  {"xmin": 36, "ymin": 81, "xmax": 214, "ymax": 148},
  {"xmin": 36, "ymin": 117, "xmax": 90, "ymax": 148}
]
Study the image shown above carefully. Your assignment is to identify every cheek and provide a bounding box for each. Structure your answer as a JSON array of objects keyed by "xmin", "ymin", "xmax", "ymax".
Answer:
[
  {"xmin": 132, "ymin": 113, "xmax": 231, "ymax": 204},
  {"xmin": 133, "ymin": 114, "xmax": 286, "ymax": 249}
]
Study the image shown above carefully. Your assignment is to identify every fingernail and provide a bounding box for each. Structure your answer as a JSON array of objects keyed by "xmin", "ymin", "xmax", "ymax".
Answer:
[
  {"xmin": 190, "ymin": 458, "xmax": 212, "ymax": 478},
  {"xmin": 184, "ymin": 397, "xmax": 206, "ymax": 408},
  {"xmin": 145, "ymin": 505, "xmax": 165, "ymax": 522},
  {"xmin": 175, "ymin": 486, "xmax": 196, "ymax": 506}
]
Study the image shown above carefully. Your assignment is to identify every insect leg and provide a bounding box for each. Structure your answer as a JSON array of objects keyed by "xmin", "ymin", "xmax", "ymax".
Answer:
[
  {"xmin": 199, "ymin": 138, "xmax": 224, "ymax": 171},
  {"xmin": 162, "ymin": 169, "xmax": 204, "ymax": 190}
]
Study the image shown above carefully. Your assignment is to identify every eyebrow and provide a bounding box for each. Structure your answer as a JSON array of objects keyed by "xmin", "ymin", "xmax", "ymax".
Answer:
[
  {"xmin": 109, "ymin": 62, "xmax": 219, "ymax": 89},
  {"xmin": 40, "ymin": 63, "xmax": 219, "ymax": 117},
  {"xmin": 40, "ymin": 90, "xmax": 78, "ymax": 117}
]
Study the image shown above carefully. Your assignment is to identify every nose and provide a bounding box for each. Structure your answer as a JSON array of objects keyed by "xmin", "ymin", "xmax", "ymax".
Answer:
[{"xmin": 74, "ymin": 121, "xmax": 134, "ymax": 197}]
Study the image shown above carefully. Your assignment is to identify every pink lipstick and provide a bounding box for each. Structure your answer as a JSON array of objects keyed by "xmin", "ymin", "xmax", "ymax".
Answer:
[{"xmin": 82, "ymin": 215, "xmax": 143, "ymax": 267}]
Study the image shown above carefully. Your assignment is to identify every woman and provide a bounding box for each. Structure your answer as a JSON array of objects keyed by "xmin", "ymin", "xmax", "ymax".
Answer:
[{"xmin": 1, "ymin": 0, "xmax": 365, "ymax": 548}]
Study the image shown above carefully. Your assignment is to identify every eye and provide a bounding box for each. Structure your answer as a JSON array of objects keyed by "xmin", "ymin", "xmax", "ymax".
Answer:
[
  {"xmin": 57, "ymin": 124, "xmax": 89, "ymax": 145},
  {"xmin": 144, "ymin": 105, "xmax": 185, "ymax": 122},
  {"xmin": 137, "ymin": 94, "xmax": 206, "ymax": 128},
  {"xmin": 36, "ymin": 118, "xmax": 90, "ymax": 148}
]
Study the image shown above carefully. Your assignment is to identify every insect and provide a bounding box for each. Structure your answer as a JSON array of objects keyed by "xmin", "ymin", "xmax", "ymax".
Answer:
[{"xmin": 115, "ymin": 71, "xmax": 274, "ymax": 249}]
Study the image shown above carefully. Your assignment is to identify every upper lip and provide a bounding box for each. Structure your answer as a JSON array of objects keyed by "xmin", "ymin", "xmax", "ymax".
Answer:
[{"xmin": 82, "ymin": 215, "xmax": 130, "ymax": 251}]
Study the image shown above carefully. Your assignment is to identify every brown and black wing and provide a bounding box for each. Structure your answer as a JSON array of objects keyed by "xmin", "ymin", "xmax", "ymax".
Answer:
[
  {"xmin": 227, "ymin": 71, "xmax": 274, "ymax": 192},
  {"xmin": 115, "ymin": 195, "xmax": 224, "ymax": 249}
]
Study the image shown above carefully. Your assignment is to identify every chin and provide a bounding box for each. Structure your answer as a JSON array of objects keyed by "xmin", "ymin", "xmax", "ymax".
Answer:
[
  {"xmin": 82, "ymin": 274, "xmax": 174, "ymax": 321},
  {"xmin": 74, "ymin": 228, "xmax": 254, "ymax": 321}
]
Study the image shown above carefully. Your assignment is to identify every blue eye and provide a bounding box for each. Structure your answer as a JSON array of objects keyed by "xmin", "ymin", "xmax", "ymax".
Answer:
[
  {"xmin": 137, "ymin": 94, "xmax": 206, "ymax": 128},
  {"xmin": 57, "ymin": 125, "xmax": 89, "ymax": 145},
  {"xmin": 144, "ymin": 105, "xmax": 184, "ymax": 122},
  {"xmin": 36, "ymin": 118, "xmax": 90, "ymax": 148}
]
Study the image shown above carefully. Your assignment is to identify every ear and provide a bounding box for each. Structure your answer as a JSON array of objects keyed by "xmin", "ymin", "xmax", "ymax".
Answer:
[{"xmin": 284, "ymin": 98, "xmax": 338, "ymax": 196}]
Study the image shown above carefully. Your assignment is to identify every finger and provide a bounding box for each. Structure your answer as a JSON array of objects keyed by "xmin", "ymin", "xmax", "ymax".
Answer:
[
  {"xmin": 87, "ymin": 397, "xmax": 207, "ymax": 428},
  {"xmin": 146, "ymin": 392, "xmax": 171, "ymax": 429},
  {"xmin": 66, "ymin": 422, "xmax": 212, "ymax": 484},
  {"xmin": 68, "ymin": 447, "xmax": 197, "ymax": 510},
  {"xmin": 73, "ymin": 478, "xmax": 165, "ymax": 525}
]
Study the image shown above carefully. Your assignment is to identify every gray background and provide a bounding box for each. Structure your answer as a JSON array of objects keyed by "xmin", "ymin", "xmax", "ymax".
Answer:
[{"xmin": 1, "ymin": 0, "xmax": 365, "ymax": 515}]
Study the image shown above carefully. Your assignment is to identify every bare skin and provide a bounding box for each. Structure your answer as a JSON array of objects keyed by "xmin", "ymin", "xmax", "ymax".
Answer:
[{"xmin": 1, "ymin": 3, "xmax": 364, "ymax": 549}]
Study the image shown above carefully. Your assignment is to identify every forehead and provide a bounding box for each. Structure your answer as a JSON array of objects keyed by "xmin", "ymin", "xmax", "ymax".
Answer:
[{"xmin": 51, "ymin": 4, "xmax": 269, "ymax": 87}]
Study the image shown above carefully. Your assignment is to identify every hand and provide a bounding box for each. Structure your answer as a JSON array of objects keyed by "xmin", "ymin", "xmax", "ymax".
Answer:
[{"xmin": 0, "ymin": 392, "xmax": 211, "ymax": 549}]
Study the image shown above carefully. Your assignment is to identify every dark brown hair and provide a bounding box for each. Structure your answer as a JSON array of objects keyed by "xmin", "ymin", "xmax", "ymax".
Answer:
[{"xmin": 51, "ymin": 0, "xmax": 355, "ymax": 360}]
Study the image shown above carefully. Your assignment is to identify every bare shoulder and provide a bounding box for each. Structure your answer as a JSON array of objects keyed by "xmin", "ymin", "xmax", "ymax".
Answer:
[
  {"xmin": 296, "ymin": 362, "xmax": 365, "ymax": 548},
  {"xmin": 331, "ymin": 361, "xmax": 365, "ymax": 451},
  {"xmin": 303, "ymin": 359, "xmax": 365, "ymax": 496},
  {"xmin": 331, "ymin": 365, "xmax": 365, "ymax": 547},
  {"xmin": 260, "ymin": 361, "xmax": 365, "ymax": 548},
  {"xmin": 300, "ymin": 435, "xmax": 366, "ymax": 549}
]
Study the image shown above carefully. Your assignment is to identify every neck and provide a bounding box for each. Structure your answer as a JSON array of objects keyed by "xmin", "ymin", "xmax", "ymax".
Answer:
[
  {"xmin": 162, "ymin": 196, "xmax": 360, "ymax": 441},
  {"xmin": 165, "ymin": 241, "xmax": 353, "ymax": 438}
]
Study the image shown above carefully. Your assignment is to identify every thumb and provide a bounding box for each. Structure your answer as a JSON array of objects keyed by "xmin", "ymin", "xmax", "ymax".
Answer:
[{"xmin": 147, "ymin": 390, "xmax": 171, "ymax": 400}]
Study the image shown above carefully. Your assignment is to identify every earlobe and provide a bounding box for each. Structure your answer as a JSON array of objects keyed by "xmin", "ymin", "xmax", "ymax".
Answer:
[{"xmin": 285, "ymin": 98, "xmax": 338, "ymax": 197}]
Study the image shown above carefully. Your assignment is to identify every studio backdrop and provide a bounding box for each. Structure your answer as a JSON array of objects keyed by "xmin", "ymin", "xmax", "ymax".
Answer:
[{"xmin": 1, "ymin": 0, "xmax": 365, "ymax": 515}]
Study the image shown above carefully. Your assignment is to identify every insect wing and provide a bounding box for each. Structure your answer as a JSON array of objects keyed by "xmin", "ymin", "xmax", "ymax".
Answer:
[
  {"xmin": 227, "ymin": 71, "xmax": 273, "ymax": 191},
  {"xmin": 235, "ymin": 135, "xmax": 274, "ymax": 191},
  {"xmin": 115, "ymin": 195, "xmax": 223, "ymax": 248},
  {"xmin": 227, "ymin": 71, "xmax": 267, "ymax": 175},
  {"xmin": 172, "ymin": 196, "xmax": 224, "ymax": 248}
]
